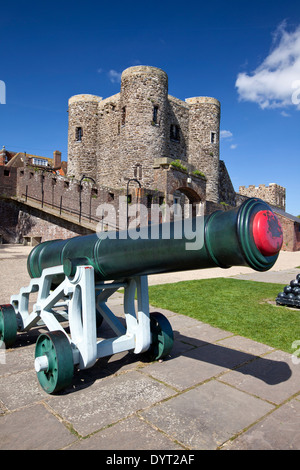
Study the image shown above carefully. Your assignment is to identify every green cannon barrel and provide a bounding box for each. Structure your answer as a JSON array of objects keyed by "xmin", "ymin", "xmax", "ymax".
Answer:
[{"xmin": 27, "ymin": 198, "xmax": 283, "ymax": 282}]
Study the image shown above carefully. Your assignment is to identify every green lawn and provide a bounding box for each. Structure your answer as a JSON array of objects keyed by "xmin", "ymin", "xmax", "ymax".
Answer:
[{"xmin": 148, "ymin": 278, "xmax": 300, "ymax": 354}]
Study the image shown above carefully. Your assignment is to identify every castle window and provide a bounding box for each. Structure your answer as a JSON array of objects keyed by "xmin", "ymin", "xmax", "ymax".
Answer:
[
  {"xmin": 76, "ymin": 127, "xmax": 83, "ymax": 142},
  {"xmin": 121, "ymin": 107, "xmax": 126, "ymax": 126},
  {"xmin": 152, "ymin": 105, "xmax": 159, "ymax": 124},
  {"xmin": 134, "ymin": 164, "xmax": 142, "ymax": 179},
  {"xmin": 170, "ymin": 124, "xmax": 180, "ymax": 142},
  {"xmin": 210, "ymin": 132, "xmax": 217, "ymax": 144}
]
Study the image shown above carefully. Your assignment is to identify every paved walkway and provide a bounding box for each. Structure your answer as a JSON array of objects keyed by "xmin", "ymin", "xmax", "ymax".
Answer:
[{"xmin": 0, "ymin": 245, "xmax": 299, "ymax": 450}]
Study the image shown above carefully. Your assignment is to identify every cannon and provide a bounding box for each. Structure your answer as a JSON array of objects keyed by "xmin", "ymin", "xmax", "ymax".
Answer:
[{"xmin": 0, "ymin": 198, "xmax": 283, "ymax": 393}]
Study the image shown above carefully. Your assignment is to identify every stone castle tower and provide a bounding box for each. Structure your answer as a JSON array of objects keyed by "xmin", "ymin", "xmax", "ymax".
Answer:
[{"xmin": 68, "ymin": 65, "xmax": 221, "ymax": 203}]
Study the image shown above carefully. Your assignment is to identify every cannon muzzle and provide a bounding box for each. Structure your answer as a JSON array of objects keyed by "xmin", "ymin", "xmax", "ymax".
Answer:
[{"xmin": 27, "ymin": 198, "xmax": 283, "ymax": 282}]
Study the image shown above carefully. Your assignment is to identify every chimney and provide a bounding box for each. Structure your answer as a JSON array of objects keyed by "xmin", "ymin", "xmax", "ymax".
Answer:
[{"xmin": 53, "ymin": 150, "xmax": 61, "ymax": 168}]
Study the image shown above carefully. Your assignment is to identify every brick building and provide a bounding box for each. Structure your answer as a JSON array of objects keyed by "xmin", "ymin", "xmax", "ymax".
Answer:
[{"xmin": 0, "ymin": 146, "xmax": 67, "ymax": 175}]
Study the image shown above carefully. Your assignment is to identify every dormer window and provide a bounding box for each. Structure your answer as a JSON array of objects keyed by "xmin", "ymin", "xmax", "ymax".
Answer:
[{"xmin": 76, "ymin": 127, "xmax": 83, "ymax": 142}]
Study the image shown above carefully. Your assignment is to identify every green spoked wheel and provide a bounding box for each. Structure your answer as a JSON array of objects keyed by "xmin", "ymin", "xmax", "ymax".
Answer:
[
  {"xmin": 35, "ymin": 330, "xmax": 74, "ymax": 394},
  {"xmin": 0, "ymin": 304, "xmax": 17, "ymax": 348},
  {"xmin": 146, "ymin": 312, "xmax": 174, "ymax": 361}
]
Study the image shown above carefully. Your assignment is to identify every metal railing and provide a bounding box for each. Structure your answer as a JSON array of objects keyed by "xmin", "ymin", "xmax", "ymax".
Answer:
[{"xmin": 21, "ymin": 188, "xmax": 118, "ymax": 231}]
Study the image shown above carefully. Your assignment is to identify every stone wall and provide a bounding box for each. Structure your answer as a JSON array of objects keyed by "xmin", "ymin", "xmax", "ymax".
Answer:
[
  {"xmin": 16, "ymin": 167, "xmax": 124, "ymax": 231},
  {"xmin": 239, "ymin": 184, "xmax": 286, "ymax": 211},
  {"xmin": 97, "ymin": 93, "xmax": 121, "ymax": 187},
  {"xmin": 0, "ymin": 166, "xmax": 18, "ymax": 197},
  {"xmin": 0, "ymin": 199, "xmax": 20, "ymax": 243},
  {"xmin": 218, "ymin": 160, "xmax": 236, "ymax": 206},
  {"xmin": 118, "ymin": 66, "xmax": 169, "ymax": 189},
  {"xmin": 0, "ymin": 198, "xmax": 94, "ymax": 244},
  {"xmin": 185, "ymin": 96, "xmax": 220, "ymax": 203},
  {"xmin": 68, "ymin": 94, "xmax": 102, "ymax": 180},
  {"xmin": 167, "ymin": 95, "xmax": 189, "ymax": 162},
  {"xmin": 275, "ymin": 213, "xmax": 300, "ymax": 251}
]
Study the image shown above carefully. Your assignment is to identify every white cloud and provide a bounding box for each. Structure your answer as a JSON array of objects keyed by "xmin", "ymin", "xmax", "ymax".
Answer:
[
  {"xmin": 108, "ymin": 69, "xmax": 122, "ymax": 83},
  {"xmin": 236, "ymin": 22, "xmax": 300, "ymax": 110},
  {"xmin": 230, "ymin": 144, "xmax": 237, "ymax": 149},
  {"xmin": 281, "ymin": 110, "xmax": 291, "ymax": 117},
  {"xmin": 220, "ymin": 130, "xmax": 233, "ymax": 139}
]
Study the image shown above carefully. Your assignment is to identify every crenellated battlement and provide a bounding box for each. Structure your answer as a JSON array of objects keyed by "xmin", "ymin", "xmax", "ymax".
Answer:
[{"xmin": 239, "ymin": 183, "xmax": 286, "ymax": 210}]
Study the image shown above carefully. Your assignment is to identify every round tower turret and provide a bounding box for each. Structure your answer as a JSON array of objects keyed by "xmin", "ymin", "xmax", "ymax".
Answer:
[
  {"xmin": 186, "ymin": 96, "xmax": 220, "ymax": 203},
  {"xmin": 68, "ymin": 94, "xmax": 102, "ymax": 180},
  {"xmin": 119, "ymin": 66, "xmax": 169, "ymax": 187}
]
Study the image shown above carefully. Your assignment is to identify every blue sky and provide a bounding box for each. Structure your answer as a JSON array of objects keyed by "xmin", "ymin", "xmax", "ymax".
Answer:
[{"xmin": 1, "ymin": 0, "xmax": 300, "ymax": 215}]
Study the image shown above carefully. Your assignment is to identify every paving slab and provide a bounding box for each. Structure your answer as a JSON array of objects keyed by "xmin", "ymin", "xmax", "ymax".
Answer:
[
  {"xmin": 47, "ymin": 370, "xmax": 176, "ymax": 437},
  {"xmin": 220, "ymin": 350, "xmax": 299, "ymax": 405},
  {"xmin": 140, "ymin": 342, "xmax": 255, "ymax": 391},
  {"xmin": 217, "ymin": 335, "xmax": 274, "ymax": 356},
  {"xmin": 0, "ymin": 344, "xmax": 35, "ymax": 375},
  {"xmin": 67, "ymin": 415, "xmax": 182, "ymax": 450},
  {"xmin": 141, "ymin": 380, "xmax": 274, "ymax": 450},
  {"xmin": 0, "ymin": 369, "xmax": 46, "ymax": 410},
  {"xmin": 0, "ymin": 403, "xmax": 76, "ymax": 450},
  {"xmin": 222, "ymin": 399, "xmax": 300, "ymax": 450},
  {"xmin": 175, "ymin": 321, "xmax": 235, "ymax": 344}
]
